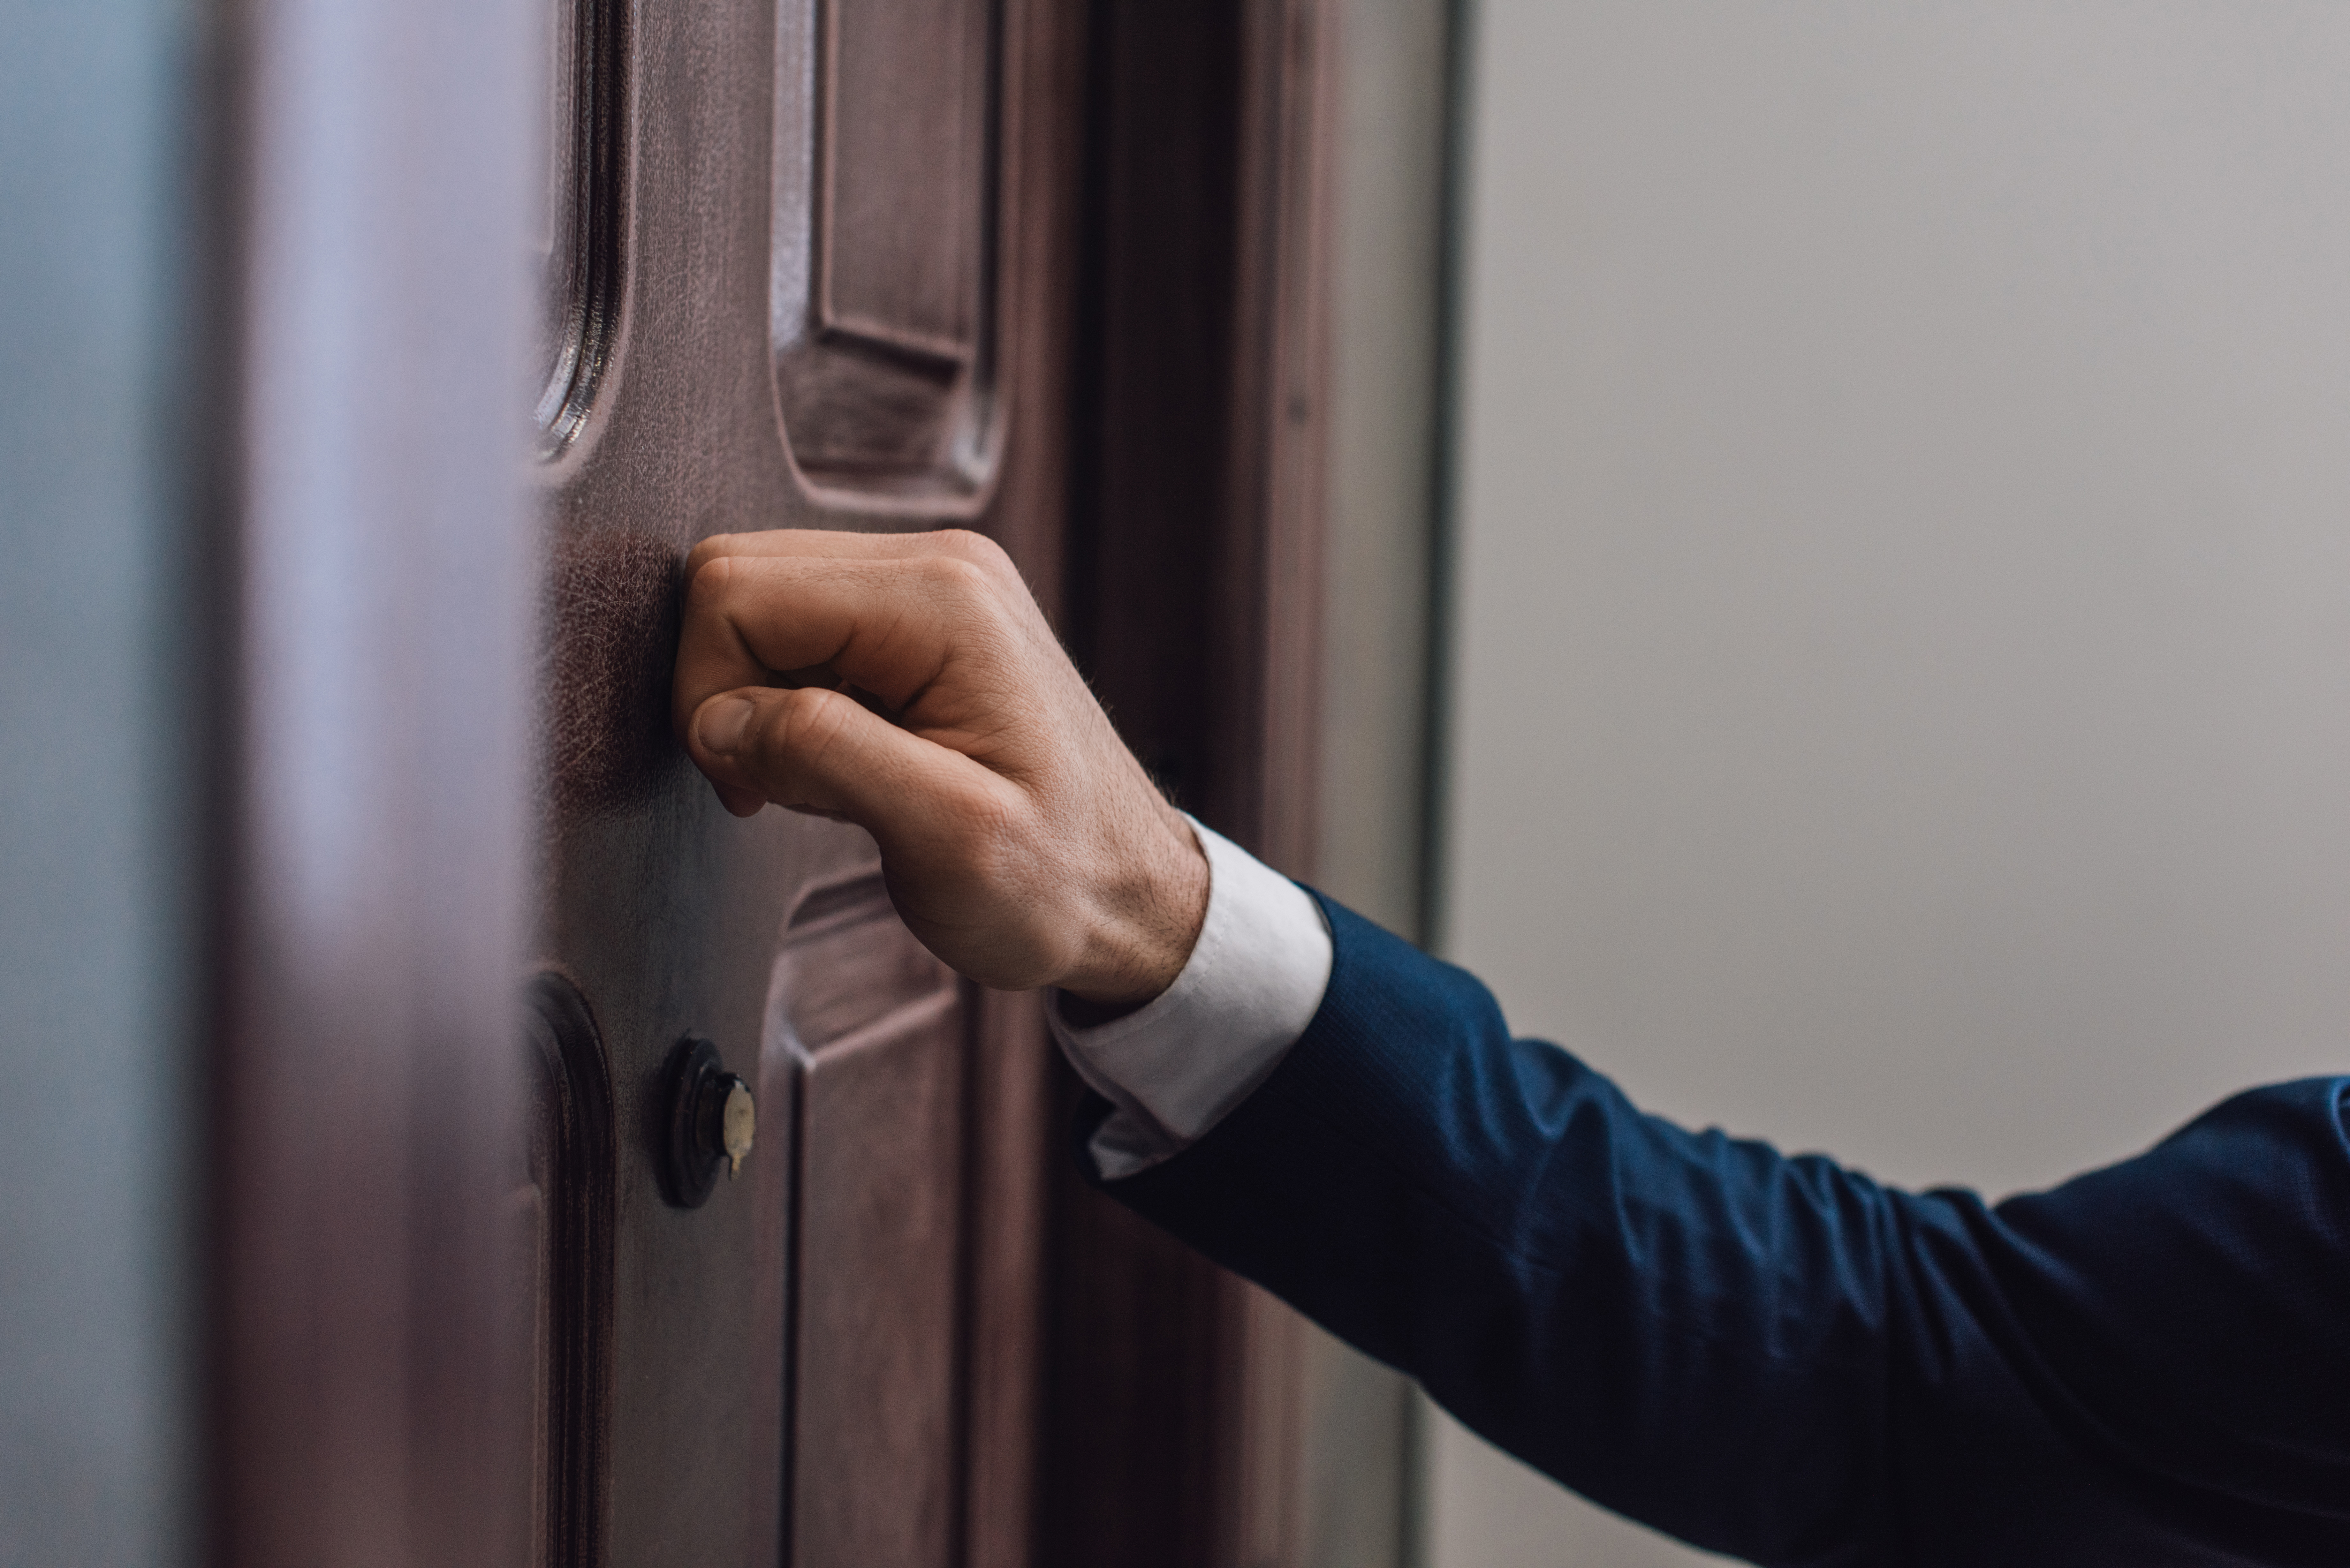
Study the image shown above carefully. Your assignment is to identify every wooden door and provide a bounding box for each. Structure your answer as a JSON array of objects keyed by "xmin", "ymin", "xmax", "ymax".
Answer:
[
  {"xmin": 208, "ymin": 1, "xmax": 1338, "ymax": 1564},
  {"xmin": 522, "ymin": 1, "xmax": 1079, "ymax": 1564}
]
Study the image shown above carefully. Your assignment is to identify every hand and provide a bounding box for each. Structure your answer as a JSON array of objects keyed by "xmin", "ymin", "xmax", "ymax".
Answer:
[{"xmin": 672, "ymin": 528, "xmax": 1208, "ymax": 1006}]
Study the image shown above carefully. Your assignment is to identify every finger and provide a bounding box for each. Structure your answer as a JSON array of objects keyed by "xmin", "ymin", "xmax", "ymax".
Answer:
[
  {"xmin": 688, "ymin": 683, "xmax": 1014, "ymax": 856},
  {"xmin": 684, "ymin": 526, "xmax": 1011, "ymax": 594},
  {"xmin": 673, "ymin": 552, "xmax": 1019, "ymax": 737}
]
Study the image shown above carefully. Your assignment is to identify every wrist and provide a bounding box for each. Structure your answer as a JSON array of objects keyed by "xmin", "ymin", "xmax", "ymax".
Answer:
[{"xmin": 1058, "ymin": 803, "xmax": 1208, "ymax": 1012}]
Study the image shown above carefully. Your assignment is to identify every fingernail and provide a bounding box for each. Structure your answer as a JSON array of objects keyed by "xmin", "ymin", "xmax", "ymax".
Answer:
[{"xmin": 698, "ymin": 696, "xmax": 756, "ymax": 756}]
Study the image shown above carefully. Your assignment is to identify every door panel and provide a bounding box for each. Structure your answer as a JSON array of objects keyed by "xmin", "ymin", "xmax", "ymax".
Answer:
[
  {"xmin": 768, "ymin": 872, "xmax": 966, "ymax": 1567},
  {"xmin": 819, "ymin": 0, "xmax": 989, "ymax": 354},
  {"xmin": 775, "ymin": 0, "xmax": 1003, "ymax": 501}
]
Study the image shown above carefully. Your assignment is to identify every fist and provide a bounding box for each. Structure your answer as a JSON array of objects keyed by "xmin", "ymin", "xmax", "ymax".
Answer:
[{"xmin": 672, "ymin": 528, "xmax": 1208, "ymax": 1006}]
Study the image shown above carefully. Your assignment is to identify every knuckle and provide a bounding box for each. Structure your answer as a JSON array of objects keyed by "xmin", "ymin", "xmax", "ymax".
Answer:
[
  {"xmin": 769, "ymin": 684, "xmax": 854, "ymax": 758},
  {"xmin": 685, "ymin": 551, "xmax": 742, "ymax": 610},
  {"xmin": 683, "ymin": 532, "xmax": 751, "ymax": 587},
  {"xmin": 929, "ymin": 528, "xmax": 1012, "ymax": 573},
  {"xmin": 913, "ymin": 552, "xmax": 996, "ymax": 607},
  {"xmin": 925, "ymin": 531, "xmax": 1024, "ymax": 594}
]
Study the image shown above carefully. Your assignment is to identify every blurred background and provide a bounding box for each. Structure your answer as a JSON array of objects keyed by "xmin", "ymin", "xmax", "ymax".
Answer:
[
  {"xmin": 12, "ymin": 1, "xmax": 2350, "ymax": 1564},
  {"xmin": 1320, "ymin": 2, "xmax": 2350, "ymax": 1563}
]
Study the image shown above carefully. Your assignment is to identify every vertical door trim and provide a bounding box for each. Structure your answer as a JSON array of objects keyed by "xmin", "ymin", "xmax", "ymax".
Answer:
[{"xmin": 1047, "ymin": 0, "xmax": 1339, "ymax": 1563}]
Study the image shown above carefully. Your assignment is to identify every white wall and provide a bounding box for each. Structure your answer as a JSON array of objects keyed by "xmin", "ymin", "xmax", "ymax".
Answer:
[{"xmin": 1430, "ymin": 4, "xmax": 2350, "ymax": 1564}]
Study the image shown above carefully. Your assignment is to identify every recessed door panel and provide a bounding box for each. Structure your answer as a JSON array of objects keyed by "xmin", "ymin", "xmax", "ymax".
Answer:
[
  {"xmin": 821, "ymin": 0, "xmax": 990, "ymax": 358},
  {"xmin": 761, "ymin": 873, "xmax": 966, "ymax": 1568},
  {"xmin": 774, "ymin": 0, "xmax": 1003, "ymax": 504},
  {"xmin": 790, "ymin": 1007, "xmax": 964, "ymax": 1565}
]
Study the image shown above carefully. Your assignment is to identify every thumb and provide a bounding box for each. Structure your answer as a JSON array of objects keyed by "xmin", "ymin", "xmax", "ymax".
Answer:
[{"xmin": 688, "ymin": 684, "xmax": 1008, "ymax": 850}]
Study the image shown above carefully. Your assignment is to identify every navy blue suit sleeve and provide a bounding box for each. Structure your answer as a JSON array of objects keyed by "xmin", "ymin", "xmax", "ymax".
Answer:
[{"xmin": 1086, "ymin": 894, "xmax": 2350, "ymax": 1568}]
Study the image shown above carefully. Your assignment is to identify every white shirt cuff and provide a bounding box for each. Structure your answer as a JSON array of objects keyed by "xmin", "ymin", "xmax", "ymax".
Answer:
[{"xmin": 1047, "ymin": 816, "xmax": 1335, "ymax": 1180}]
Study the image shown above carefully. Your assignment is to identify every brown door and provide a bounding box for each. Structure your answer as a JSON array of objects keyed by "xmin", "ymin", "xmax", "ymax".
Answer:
[
  {"xmin": 523, "ymin": 0, "xmax": 1079, "ymax": 1565},
  {"xmin": 522, "ymin": 0, "xmax": 1346, "ymax": 1561},
  {"xmin": 211, "ymin": 0, "xmax": 1338, "ymax": 1564}
]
